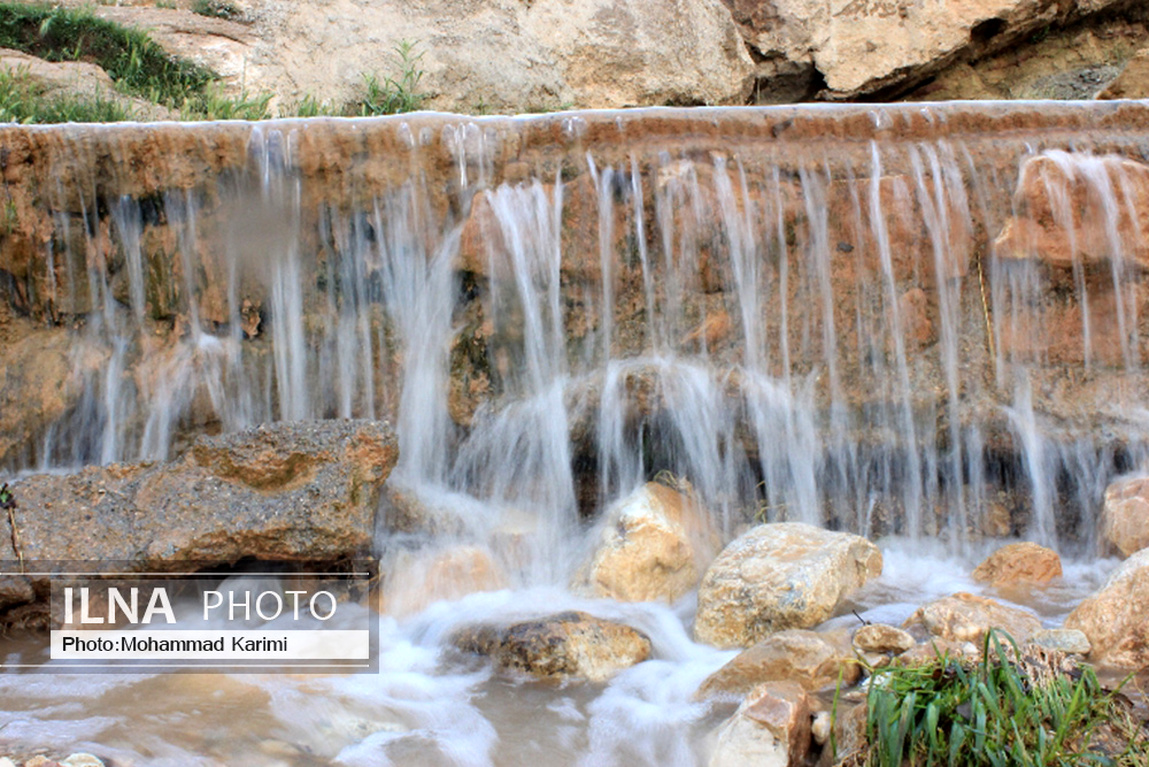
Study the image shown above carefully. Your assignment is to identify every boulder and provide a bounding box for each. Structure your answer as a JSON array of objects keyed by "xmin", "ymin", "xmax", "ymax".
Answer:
[
  {"xmin": 574, "ymin": 481, "xmax": 720, "ymax": 603},
  {"xmin": 382, "ymin": 545, "xmax": 508, "ymax": 617},
  {"xmin": 5, "ymin": 421, "xmax": 397, "ymax": 584},
  {"xmin": 708, "ymin": 681, "xmax": 811, "ymax": 767},
  {"xmin": 1028, "ymin": 628, "xmax": 1091, "ymax": 656},
  {"xmin": 895, "ymin": 637, "xmax": 982, "ymax": 667},
  {"xmin": 1064, "ymin": 548, "xmax": 1149, "ymax": 670},
  {"xmin": 904, "ymin": 592, "xmax": 1043, "ymax": 646},
  {"xmin": 696, "ymin": 629, "xmax": 858, "ymax": 701},
  {"xmin": 1097, "ymin": 48, "xmax": 1149, "ymax": 99},
  {"xmin": 451, "ymin": 611, "xmax": 651, "ymax": 683},
  {"xmin": 694, "ymin": 523, "xmax": 882, "ymax": 649},
  {"xmin": 971, "ymin": 542, "xmax": 1062, "ymax": 586},
  {"xmin": 1100, "ymin": 475, "xmax": 1149, "ymax": 557},
  {"xmin": 852, "ymin": 623, "xmax": 915, "ymax": 655}
]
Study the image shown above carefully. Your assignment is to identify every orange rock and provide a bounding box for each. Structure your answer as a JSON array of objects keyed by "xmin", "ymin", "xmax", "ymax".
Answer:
[{"xmin": 971, "ymin": 542, "xmax": 1062, "ymax": 587}]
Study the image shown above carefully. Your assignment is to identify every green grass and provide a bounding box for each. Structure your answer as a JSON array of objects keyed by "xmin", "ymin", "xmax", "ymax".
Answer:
[
  {"xmin": 0, "ymin": 3, "xmax": 214, "ymax": 107},
  {"xmin": 0, "ymin": 66, "xmax": 133, "ymax": 123},
  {"xmin": 358, "ymin": 40, "xmax": 425, "ymax": 116},
  {"xmin": 190, "ymin": 0, "xmax": 241, "ymax": 21},
  {"xmin": 859, "ymin": 631, "xmax": 1148, "ymax": 767}
]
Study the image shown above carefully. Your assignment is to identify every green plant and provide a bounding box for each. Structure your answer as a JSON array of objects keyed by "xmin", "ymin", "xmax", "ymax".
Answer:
[
  {"xmin": 861, "ymin": 631, "xmax": 1149, "ymax": 767},
  {"xmin": 358, "ymin": 40, "xmax": 424, "ymax": 116},
  {"xmin": 289, "ymin": 92, "xmax": 343, "ymax": 117},
  {"xmin": 0, "ymin": 3, "xmax": 214, "ymax": 107},
  {"xmin": 0, "ymin": 66, "xmax": 133, "ymax": 123},
  {"xmin": 190, "ymin": 0, "xmax": 241, "ymax": 20},
  {"xmin": 183, "ymin": 85, "xmax": 271, "ymax": 120}
]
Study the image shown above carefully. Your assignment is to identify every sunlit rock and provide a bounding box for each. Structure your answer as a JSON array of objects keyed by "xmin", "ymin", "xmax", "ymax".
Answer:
[
  {"xmin": 1101, "ymin": 475, "xmax": 1149, "ymax": 557},
  {"xmin": 451, "ymin": 610, "xmax": 652, "ymax": 683},
  {"xmin": 852, "ymin": 623, "xmax": 916, "ymax": 655},
  {"xmin": 904, "ymin": 592, "xmax": 1043, "ymax": 645},
  {"xmin": 708, "ymin": 681, "xmax": 810, "ymax": 767},
  {"xmin": 696, "ymin": 629, "xmax": 858, "ymax": 701},
  {"xmin": 694, "ymin": 523, "xmax": 882, "ymax": 649},
  {"xmin": 971, "ymin": 541, "xmax": 1062, "ymax": 587},
  {"xmin": 1029, "ymin": 628, "xmax": 1091, "ymax": 656},
  {"xmin": 574, "ymin": 481, "xmax": 720, "ymax": 603},
  {"xmin": 1065, "ymin": 548, "xmax": 1149, "ymax": 670},
  {"xmin": 1097, "ymin": 47, "xmax": 1149, "ymax": 99}
]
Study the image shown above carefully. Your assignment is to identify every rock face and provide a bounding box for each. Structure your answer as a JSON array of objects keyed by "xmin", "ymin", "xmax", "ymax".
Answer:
[
  {"xmin": 451, "ymin": 611, "xmax": 652, "ymax": 683},
  {"xmin": 904, "ymin": 592, "xmax": 1043, "ymax": 645},
  {"xmin": 1100, "ymin": 476, "xmax": 1149, "ymax": 557},
  {"xmin": 1098, "ymin": 47, "xmax": 1149, "ymax": 99},
  {"xmin": 708, "ymin": 681, "xmax": 810, "ymax": 767},
  {"xmin": 3, "ymin": 420, "xmax": 397, "ymax": 577},
  {"xmin": 696, "ymin": 629, "xmax": 857, "ymax": 700},
  {"xmin": 971, "ymin": 542, "xmax": 1063, "ymax": 586},
  {"xmin": 1065, "ymin": 548, "xmax": 1149, "ymax": 669},
  {"xmin": 575, "ymin": 481, "xmax": 719, "ymax": 603},
  {"xmin": 694, "ymin": 523, "xmax": 882, "ymax": 649}
]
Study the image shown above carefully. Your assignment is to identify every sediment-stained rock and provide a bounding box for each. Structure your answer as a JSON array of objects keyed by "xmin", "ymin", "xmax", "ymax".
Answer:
[
  {"xmin": 694, "ymin": 523, "xmax": 882, "ymax": 649},
  {"xmin": 1065, "ymin": 548, "xmax": 1149, "ymax": 670},
  {"xmin": 971, "ymin": 541, "xmax": 1062, "ymax": 587},
  {"xmin": 1100, "ymin": 475, "xmax": 1149, "ymax": 557}
]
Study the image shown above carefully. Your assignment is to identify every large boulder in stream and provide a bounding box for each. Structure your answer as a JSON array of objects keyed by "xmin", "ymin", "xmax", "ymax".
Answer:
[
  {"xmin": 1065, "ymin": 548, "xmax": 1149, "ymax": 670},
  {"xmin": 695, "ymin": 629, "xmax": 858, "ymax": 701},
  {"xmin": 1100, "ymin": 475, "xmax": 1149, "ymax": 557},
  {"xmin": 694, "ymin": 523, "xmax": 882, "ymax": 649},
  {"xmin": 451, "ymin": 611, "xmax": 652, "ymax": 683},
  {"xmin": 2, "ymin": 420, "xmax": 397, "ymax": 582},
  {"xmin": 573, "ymin": 481, "xmax": 721, "ymax": 604},
  {"xmin": 707, "ymin": 681, "xmax": 811, "ymax": 767}
]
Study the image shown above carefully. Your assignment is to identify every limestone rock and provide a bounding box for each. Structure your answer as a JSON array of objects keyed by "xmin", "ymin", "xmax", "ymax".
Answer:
[
  {"xmin": 694, "ymin": 523, "xmax": 882, "ymax": 649},
  {"xmin": 1097, "ymin": 48, "xmax": 1149, "ymax": 99},
  {"xmin": 895, "ymin": 637, "xmax": 982, "ymax": 667},
  {"xmin": 575, "ymin": 481, "xmax": 720, "ymax": 603},
  {"xmin": 1101, "ymin": 475, "xmax": 1149, "ymax": 557},
  {"xmin": 1064, "ymin": 548, "xmax": 1149, "ymax": 669},
  {"xmin": 451, "ymin": 611, "xmax": 652, "ymax": 683},
  {"xmin": 853, "ymin": 623, "xmax": 915, "ymax": 655},
  {"xmin": 6, "ymin": 420, "xmax": 397, "ymax": 577},
  {"xmin": 188, "ymin": 0, "xmax": 755, "ymax": 114},
  {"xmin": 382, "ymin": 545, "xmax": 508, "ymax": 617},
  {"xmin": 904, "ymin": 592, "xmax": 1043, "ymax": 645},
  {"xmin": 696, "ymin": 629, "xmax": 858, "ymax": 700},
  {"xmin": 1028, "ymin": 628, "xmax": 1091, "ymax": 656},
  {"xmin": 971, "ymin": 542, "xmax": 1062, "ymax": 586},
  {"xmin": 708, "ymin": 681, "xmax": 810, "ymax": 767}
]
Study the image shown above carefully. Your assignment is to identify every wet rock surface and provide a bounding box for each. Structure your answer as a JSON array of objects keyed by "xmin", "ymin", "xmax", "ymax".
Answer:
[
  {"xmin": 1065, "ymin": 548, "xmax": 1149, "ymax": 669},
  {"xmin": 696, "ymin": 629, "xmax": 858, "ymax": 700},
  {"xmin": 708, "ymin": 681, "xmax": 810, "ymax": 767},
  {"xmin": 2, "ymin": 420, "xmax": 397, "ymax": 608},
  {"xmin": 451, "ymin": 610, "xmax": 652, "ymax": 683},
  {"xmin": 972, "ymin": 541, "xmax": 1063, "ymax": 587},
  {"xmin": 1101, "ymin": 475, "xmax": 1149, "ymax": 557},
  {"xmin": 694, "ymin": 522, "xmax": 882, "ymax": 649},
  {"xmin": 904, "ymin": 592, "xmax": 1044, "ymax": 645}
]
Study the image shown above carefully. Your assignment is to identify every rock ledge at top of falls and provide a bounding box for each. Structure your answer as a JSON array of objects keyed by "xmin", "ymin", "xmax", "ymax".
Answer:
[
  {"xmin": 0, "ymin": 419, "xmax": 397, "ymax": 604},
  {"xmin": 693, "ymin": 523, "xmax": 882, "ymax": 649},
  {"xmin": 450, "ymin": 611, "xmax": 653, "ymax": 683}
]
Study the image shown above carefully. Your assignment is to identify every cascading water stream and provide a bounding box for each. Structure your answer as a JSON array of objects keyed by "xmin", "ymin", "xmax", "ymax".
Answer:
[{"xmin": 2, "ymin": 104, "xmax": 1149, "ymax": 764}]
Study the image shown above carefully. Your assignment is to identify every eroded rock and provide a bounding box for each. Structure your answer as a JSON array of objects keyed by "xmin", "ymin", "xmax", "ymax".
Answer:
[
  {"xmin": 696, "ymin": 629, "xmax": 858, "ymax": 700},
  {"xmin": 694, "ymin": 523, "xmax": 882, "ymax": 649},
  {"xmin": 451, "ymin": 611, "xmax": 652, "ymax": 683},
  {"xmin": 1065, "ymin": 548, "xmax": 1149, "ymax": 669},
  {"xmin": 708, "ymin": 681, "xmax": 810, "ymax": 767},
  {"xmin": 904, "ymin": 592, "xmax": 1043, "ymax": 645},
  {"xmin": 972, "ymin": 541, "xmax": 1062, "ymax": 586},
  {"xmin": 1101, "ymin": 475, "xmax": 1149, "ymax": 557},
  {"xmin": 574, "ymin": 481, "xmax": 720, "ymax": 603}
]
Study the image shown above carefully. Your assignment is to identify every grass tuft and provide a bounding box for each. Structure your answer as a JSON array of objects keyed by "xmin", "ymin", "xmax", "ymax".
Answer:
[
  {"xmin": 0, "ymin": 66, "xmax": 132, "ymax": 123},
  {"xmin": 857, "ymin": 630, "xmax": 1149, "ymax": 767},
  {"xmin": 359, "ymin": 40, "xmax": 424, "ymax": 116}
]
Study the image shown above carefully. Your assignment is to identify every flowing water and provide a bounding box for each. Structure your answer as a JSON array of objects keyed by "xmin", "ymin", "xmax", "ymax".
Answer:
[{"xmin": 1, "ymin": 103, "xmax": 1149, "ymax": 763}]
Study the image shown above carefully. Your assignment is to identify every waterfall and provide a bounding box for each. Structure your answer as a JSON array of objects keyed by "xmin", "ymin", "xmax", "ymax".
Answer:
[{"xmin": 4, "ymin": 105, "xmax": 1149, "ymax": 560}]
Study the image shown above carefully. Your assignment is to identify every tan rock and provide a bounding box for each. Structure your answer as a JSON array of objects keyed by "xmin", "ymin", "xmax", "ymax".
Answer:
[
  {"xmin": 971, "ymin": 542, "xmax": 1062, "ymax": 586},
  {"xmin": 895, "ymin": 637, "xmax": 982, "ymax": 667},
  {"xmin": 708, "ymin": 681, "xmax": 810, "ymax": 767},
  {"xmin": 575, "ymin": 481, "xmax": 720, "ymax": 603},
  {"xmin": 451, "ymin": 611, "xmax": 652, "ymax": 683},
  {"xmin": 696, "ymin": 629, "xmax": 859, "ymax": 700},
  {"xmin": 1101, "ymin": 475, "xmax": 1149, "ymax": 557},
  {"xmin": 1097, "ymin": 48, "xmax": 1149, "ymax": 99},
  {"xmin": 904, "ymin": 592, "xmax": 1043, "ymax": 645},
  {"xmin": 1028, "ymin": 628, "xmax": 1091, "ymax": 656},
  {"xmin": 853, "ymin": 623, "xmax": 915, "ymax": 655},
  {"xmin": 694, "ymin": 523, "xmax": 882, "ymax": 648},
  {"xmin": 1065, "ymin": 548, "xmax": 1149, "ymax": 669},
  {"xmin": 382, "ymin": 545, "xmax": 508, "ymax": 617}
]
